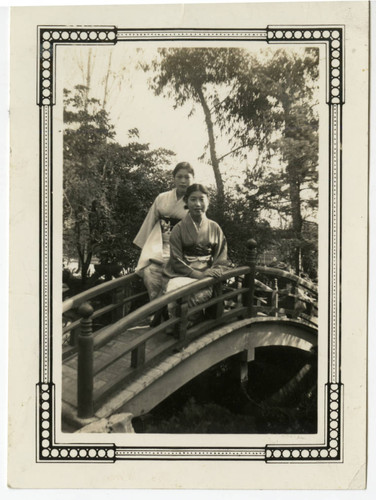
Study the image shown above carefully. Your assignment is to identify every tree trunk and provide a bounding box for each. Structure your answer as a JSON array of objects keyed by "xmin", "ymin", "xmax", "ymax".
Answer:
[
  {"xmin": 283, "ymin": 101, "xmax": 304, "ymax": 276},
  {"xmin": 195, "ymin": 85, "xmax": 225, "ymax": 203},
  {"xmin": 103, "ymin": 51, "xmax": 113, "ymax": 110},
  {"xmin": 287, "ymin": 172, "xmax": 303, "ymax": 275},
  {"xmin": 84, "ymin": 49, "xmax": 93, "ymax": 111}
]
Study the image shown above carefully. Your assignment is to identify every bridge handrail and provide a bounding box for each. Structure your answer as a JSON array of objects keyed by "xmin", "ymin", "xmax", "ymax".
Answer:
[
  {"xmin": 93, "ymin": 266, "xmax": 251, "ymax": 350},
  {"xmin": 63, "ymin": 240, "xmax": 317, "ymax": 420},
  {"xmin": 255, "ymin": 266, "xmax": 318, "ymax": 295},
  {"xmin": 72, "ymin": 255, "xmax": 256, "ymax": 418},
  {"xmin": 63, "ymin": 272, "xmax": 142, "ymax": 313}
]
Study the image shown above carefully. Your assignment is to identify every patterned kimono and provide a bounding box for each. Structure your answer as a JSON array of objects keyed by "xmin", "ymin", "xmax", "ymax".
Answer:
[
  {"xmin": 133, "ymin": 189, "xmax": 188, "ymax": 299},
  {"xmin": 164, "ymin": 214, "xmax": 229, "ymax": 314}
]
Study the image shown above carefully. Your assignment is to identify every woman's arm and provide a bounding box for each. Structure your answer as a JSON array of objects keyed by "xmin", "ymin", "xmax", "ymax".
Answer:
[
  {"xmin": 133, "ymin": 196, "xmax": 160, "ymax": 249},
  {"xmin": 168, "ymin": 225, "xmax": 206, "ymax": 278},
  {"xmin": 196, "ymin": 225, "xmax": 229, "ymax": 279}
]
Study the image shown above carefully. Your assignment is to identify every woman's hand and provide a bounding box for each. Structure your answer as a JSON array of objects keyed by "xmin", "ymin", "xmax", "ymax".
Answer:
[
  {"xmin": 189, "ymin": 269, "xmax": 206, "ymax": 280},
  {"xmin": 203, "ymin": 268, "xmax": 223, "ymax": 278},
  {"xmin": 189, "ymin": 267, "xmax": 224, "ymax": 280}
]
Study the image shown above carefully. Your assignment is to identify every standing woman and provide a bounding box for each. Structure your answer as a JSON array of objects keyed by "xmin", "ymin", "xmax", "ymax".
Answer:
[
  {"xmin": 133, "ymin": 162, "xmax": 194, "ymax": 300},
  {"xmin": 164, "ymin": 184, "xmax": 229, "ymax": 315}
]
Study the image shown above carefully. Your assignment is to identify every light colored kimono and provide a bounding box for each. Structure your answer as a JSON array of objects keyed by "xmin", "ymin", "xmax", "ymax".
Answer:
[
  {"xmin": 164, "ymin": 214, "xmax": 229, "ymax": 314},
  {"xmin": 133, "ymin": 189, "xmax": 188, "ymax": 299}
]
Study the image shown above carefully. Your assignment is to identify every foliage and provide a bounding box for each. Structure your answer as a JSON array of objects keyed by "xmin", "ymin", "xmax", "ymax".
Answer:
[
  {"xmin": 63, "ymin": 85, "xmax": 115, "ymax": 282},
  {"xmin": 218, "ymin": 48, "xmax": 319, "ymax": 273},
  {"xmin": 63, "ymin": 85, "xmax": 175, "ymax": 284},
  {"xmin": 138, "ymin": 397, "xmax": 258, "ymax": 434},
  {"xmin": 96, "ymin": 142, "xmax": 173, "ymax": 267},
  {"xmin": 150, "ymin": 48, "xmax": 250, "ymax": 201},
  {"xmin": 207, "ymin": 184, "xmax": 274, "ymax": 266},
  {"xmin": 150, "ymin": 47, "xmax": 319, "ymax": 274}
]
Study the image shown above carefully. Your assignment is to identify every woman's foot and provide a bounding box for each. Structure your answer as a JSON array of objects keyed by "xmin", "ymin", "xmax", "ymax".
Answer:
[{"xmin": 150, "ymin": 306, "xmax": 168, "ymax": 327}]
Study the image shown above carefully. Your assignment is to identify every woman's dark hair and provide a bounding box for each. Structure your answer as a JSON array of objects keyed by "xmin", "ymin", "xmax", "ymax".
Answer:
[
  {"xmin": 183, "ymin": 183, "xmax": 210, "ymax": 203},
  {"xmin": 172, "ymin": 162, "xmax": 195, "ymax": 177}
]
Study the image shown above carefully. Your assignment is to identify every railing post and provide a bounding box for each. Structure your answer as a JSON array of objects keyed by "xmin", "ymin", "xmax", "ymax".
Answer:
[
  {"xmin": 214, "ymin": 281, "xmax": 224, "ymax": 318},
  {"xmin": 131, "ymin": 343, "xmax": 146, "ymax": 368},
  {"xmin": 177, "ymin": 297, "xmax": 189, "ymax": 340},
  {"xmin": 112, "ymin": 286, "xmax": 124, "ymax": 322},
  {"xmin": 77, "ymin": 302, "xmax": 94, "ymax": 419},
  {"xmin": 272, "ymin": 278, "xmax": 279, "ymax": 317},
  {"xmin": 243, "ymin": 239, "xmax": 257, "ymax": 317}
]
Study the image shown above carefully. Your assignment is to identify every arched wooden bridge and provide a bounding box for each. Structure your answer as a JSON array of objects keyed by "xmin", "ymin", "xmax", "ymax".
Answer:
[{"xmin": 62, "ymin": 244, "xmax": 318, "ymax": 432}]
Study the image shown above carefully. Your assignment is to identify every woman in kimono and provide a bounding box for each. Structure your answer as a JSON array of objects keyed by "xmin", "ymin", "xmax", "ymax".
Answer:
[
  {"xmin": 163, "ymin": 184, "xmax": 229, "ymax": 317},
  {"xmin": 133, "ymin": 162, "xmax": 194, "ymax": 300}
]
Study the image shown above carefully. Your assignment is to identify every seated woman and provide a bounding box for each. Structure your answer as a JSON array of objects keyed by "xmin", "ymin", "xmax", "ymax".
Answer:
[
  {"xmin": 163, "ymin": 184, "xmax": 230, "ymax": 319},
  {"xmin": 133, "ymin": 162, "xmax": 194, "ymax": 301}
]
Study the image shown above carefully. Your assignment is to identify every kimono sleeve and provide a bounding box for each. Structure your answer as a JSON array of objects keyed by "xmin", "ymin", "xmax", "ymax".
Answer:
[
  {"xmin": 133, "ymin": 195, "xmax": 160, "ymax": 249},
  {"xmin": 167, "ymin": 224, "xmax": 195, "ymax": 277}
]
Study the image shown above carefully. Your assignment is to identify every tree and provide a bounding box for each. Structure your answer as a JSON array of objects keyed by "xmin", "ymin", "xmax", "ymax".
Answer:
[
  {"xmin": 63, "ymin": 85, "xmax": 175, "ymax": 285},
  {"xmin": 218, "ymin": 48, "xmax": 319, "ymax": 274},
  {"xmin": 150, "ymin": 48, "xmax": 249, "ymax": 203},
  {"xmin": 63, "ymin": 85, "xmax": 115, "ymax": 284},
  {"xmin": 150, "ymin": 48, "xmax": 318, "ymax": 274},
  {"xmin": 93, "ymin": 141, "xmax": 174, "ymax": 269}
]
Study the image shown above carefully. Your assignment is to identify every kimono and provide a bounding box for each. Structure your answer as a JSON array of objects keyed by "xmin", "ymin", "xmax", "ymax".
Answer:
[
  {"xmin": 164, "ymin": 214, "xmax": 229, "ymax": 315},
  {"xmin": 133, "ymin": 189, "xmax": 188, "ymax": 299}
]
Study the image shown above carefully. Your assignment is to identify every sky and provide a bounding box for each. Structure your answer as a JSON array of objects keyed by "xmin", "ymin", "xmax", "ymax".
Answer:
[
  {"xmin": 59, "ymin": 43, "xmax": 318, "ymax": 226},
  {"xmin": 59, "ymin": 43, "xmax": 300, "ymax": 188},
  {"xmin": 60, "ymin": 44, "xmax": 221, "ymax": 185}
]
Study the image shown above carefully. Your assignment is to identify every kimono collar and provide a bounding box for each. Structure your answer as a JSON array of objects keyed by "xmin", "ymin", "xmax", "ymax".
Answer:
[
  {"xmin": 188, "ymin": 212, "xmax": 208, "ymax": 232},
  {"xmin": 174, "ymin": 188, "xmax": 185, "ymax": 202}
]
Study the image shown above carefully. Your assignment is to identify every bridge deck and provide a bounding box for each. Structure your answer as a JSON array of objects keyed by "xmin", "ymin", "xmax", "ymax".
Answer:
[{"xmin": 62, "ymin": 325, "xmax": 176, "ymax": 410}]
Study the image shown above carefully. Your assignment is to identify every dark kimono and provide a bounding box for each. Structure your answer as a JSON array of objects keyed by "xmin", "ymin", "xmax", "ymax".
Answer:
[
  {"xmin": 164, "ymin": 213, "xmax": 228, "ymax": 278},
  {"xmin": 164, "ymin": 214, "xmax": 229, "ymax": 312}
]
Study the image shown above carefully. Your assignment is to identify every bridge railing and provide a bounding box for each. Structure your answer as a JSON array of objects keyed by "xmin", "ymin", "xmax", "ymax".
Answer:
[
  {"xmin": 62, "ymin": 272, "xmax": 149, "ymax": 358},
  {"xmin": 254, "ymin": 266, "xmax": 318, "ymax": 322},
  {"xmin": 64, "ymin": 240, "xmax": 258, "ymax": 418},
  {"xmin": 63, "ymin": 242, "xmax": 319, "ymax": 419}
]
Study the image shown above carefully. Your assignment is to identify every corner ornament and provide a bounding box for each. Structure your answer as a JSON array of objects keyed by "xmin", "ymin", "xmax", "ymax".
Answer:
[{"xmin": 38, "ymin": 26, "xmax": 118, "ymax": 107}]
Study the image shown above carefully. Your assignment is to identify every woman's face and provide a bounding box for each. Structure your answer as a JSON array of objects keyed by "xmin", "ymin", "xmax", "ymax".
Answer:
[
  {"xmin": 174, "ymin": 168, "xmax": 194, "ymax": 194},
  {"xmin": 187, "ymin": 190, "xmax": 209, "ymax": 217}
]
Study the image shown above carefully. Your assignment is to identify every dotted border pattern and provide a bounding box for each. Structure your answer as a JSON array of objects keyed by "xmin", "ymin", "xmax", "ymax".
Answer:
[
  {"xmin": 37, "ymin": 383, "xmax": 116, "ymax": 462},
  {"xmin": 37, "ymin": 383, "xmax": 342, "ymax": 462},
  {"xmin": 329, "ymin": 105, "xmax": 341, "ymax": 383},
  {"xmin": 267, "ymin": 26, "xmax": 344, "ymax": 104},
  {"xmin": 40, "ymin": 105, "xmax": 51, "ymax": 383},
  {"xmin": 117, "ymin": 28, "xmax": 267, "ymax": 41},
  {"xmin": 37, "ymin": 24, "xmax": 343, "ymax": 463},
  {"xmin": 37, "ymin": 27, "xmax": 117, "ymax": 106},
  {"xmin": 115, "ymin": 448, "xmax": 266, "ymax": 460},
  {"xmin": 265, "ymin": 384, "xmax": 342, "ymax": 462}
]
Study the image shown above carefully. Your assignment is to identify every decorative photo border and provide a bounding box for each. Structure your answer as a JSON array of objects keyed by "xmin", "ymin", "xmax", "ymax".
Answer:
[{"xmin": 37, "ymin": 24, "xmax": 344, "ymax": 463}]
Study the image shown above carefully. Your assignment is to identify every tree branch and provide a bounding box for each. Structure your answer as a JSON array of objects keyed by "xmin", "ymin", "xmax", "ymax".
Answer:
[{"xmin": 217, "ymin": 142, "xmax": 254, "ymax": 162}]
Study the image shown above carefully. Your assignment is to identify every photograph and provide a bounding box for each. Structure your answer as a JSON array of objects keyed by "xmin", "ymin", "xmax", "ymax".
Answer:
[
  {"xmin": 7, "ymin": 1, "xmax": 368, "ymax": 490},
  {"xmin": 60, "ymin": 42, "xmax": 320, "ymax": 436}
]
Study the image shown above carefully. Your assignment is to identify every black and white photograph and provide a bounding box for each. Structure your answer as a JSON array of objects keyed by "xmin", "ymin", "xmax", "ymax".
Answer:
[
  {"xmin": 61, "ymin": 42, "xmax": 320, "ymax": 436},
  {"xmin": 7, "ymin": 1, "xmax": 369, "ymax": 490}
]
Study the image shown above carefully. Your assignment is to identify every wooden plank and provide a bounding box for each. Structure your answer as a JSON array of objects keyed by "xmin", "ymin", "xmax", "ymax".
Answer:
[
  {"xmin": 92, "ymin": 320, "xmax": 178, "ymax": 376},
  {"xmin": 92, "ymin": 327, "xmax": 148, "ymax": 375},
  {"xmin": 93, "ymin": 333, "xmax": 177, "ymax": 408},
  {"xmin": 62, "ymin": 365, "xmax": 77, "ymax": 407}
]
